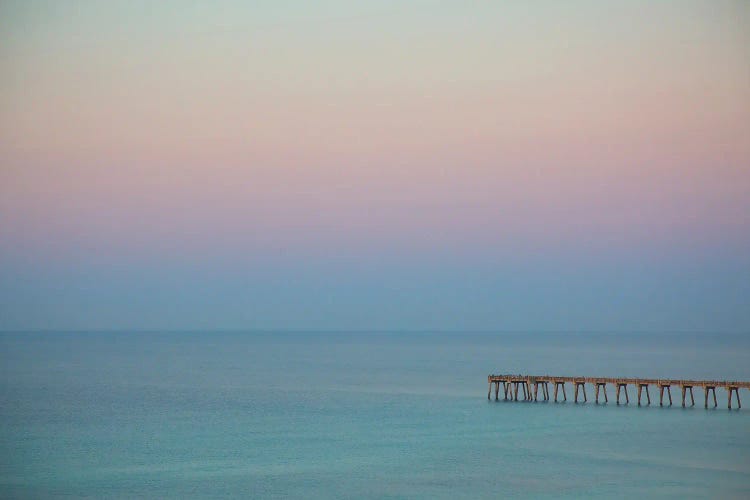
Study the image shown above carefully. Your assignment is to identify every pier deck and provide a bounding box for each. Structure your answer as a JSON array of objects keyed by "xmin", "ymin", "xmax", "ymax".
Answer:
[{"xmin": 488, "ymin": 374, "xmax": 749, "ymax": 409}]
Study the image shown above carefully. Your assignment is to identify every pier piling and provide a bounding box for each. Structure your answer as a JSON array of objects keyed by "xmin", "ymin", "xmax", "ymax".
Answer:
[
  {"xmin": 616, "ymin": 383, "xmax": 629, "ymax": 405},
  {"xmin": 703, "ymin": 386, "xmax": 717, "ymax": 408},
  {"xmin": 573, "ymin": 381, "xmax": 587, "ymax": 403},
  {"xmin": 487, "ymin": 375, "xmax": 750, "ymax": 409},
  {"xmin": 594, "ymin": 383, "xmax": 608, "ymax": 403},
  {"xmin": 727, "ymin": 386, "xmax": 741, "ymax": 409},
  {"xmin": 637, "ymin": 383, "xmax": 651, "ymax": 406},
  {"xmin": 553, "ymin": 381, "xmax": 567, "ymax": 402},
  {"xmin": 659, "ymin": 384, "xmax": 673, "ymax": 406},
  {"xmin": 488, "ymin": 375, "xmax": 747, "ymax": 411},
  {"xmin": 681, "ymin": 385, "xmax": 695, "ymax": 407}
]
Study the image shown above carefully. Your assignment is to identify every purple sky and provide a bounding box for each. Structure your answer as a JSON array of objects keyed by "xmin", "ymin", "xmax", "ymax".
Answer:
[{"xmin": 1, "ymin": 1, "xmax": 749, "ymax": 331}]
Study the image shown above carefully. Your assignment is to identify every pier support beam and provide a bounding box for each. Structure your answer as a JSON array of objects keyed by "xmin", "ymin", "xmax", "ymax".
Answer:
[
  {"xmin": 594, "ymin": 383, "xmax": 607, "ymax": 403},
  {"xmin": 704, "ymin": 386, "xmax": 717, "ymax": 408},
  {"xmin": 681, "ymin": 385, "xmax": 695, "ymax": 407},
  {"xmin": 512, "ymin": 381, "xmax": 528, "ymax": 401},
  {"xmin": 727, "ymin": 387, "xmax": 741, "ymax": 409},
  {"xmin": 681, "ymin": 386, "xmax": 685, "ymax": 407},
  {"xmin": 543, "ymin": 382, "xmax": 549, "ymax": 401},
  {"xmin": 637, "ymin": 384, "xmax": 651, "ymax": 406},
  {"xmin": 537, "ymin": 382, "xmax": 549, "ymax": 401},
  {"xmin": 616, "ymin": 384, "xmax": 629, "ymax": 404},
  {"xmin": 533, "ymin": 382, "xmax": 548, "ymax": 401},
  {"xmin": 573, "ymin": 382, "xmax": 587, "ymax": 403},
  {"xmin": 553, "ymin": 381, "xmax": 566, "ymax": 402},
  {"xmin": 659, "ymin": 385, "xmax": 672, "ymax": 406}
]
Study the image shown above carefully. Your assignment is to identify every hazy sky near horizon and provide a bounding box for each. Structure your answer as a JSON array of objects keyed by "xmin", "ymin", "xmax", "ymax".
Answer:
[{"xmin": 1, "ymin": 1, "xmax": 749, "ymax": 331}]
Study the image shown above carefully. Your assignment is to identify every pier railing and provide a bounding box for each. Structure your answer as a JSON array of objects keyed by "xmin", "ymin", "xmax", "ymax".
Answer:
[{"xmin": 487, "ymin": 374, "xmax": 748, "ymax": 409}]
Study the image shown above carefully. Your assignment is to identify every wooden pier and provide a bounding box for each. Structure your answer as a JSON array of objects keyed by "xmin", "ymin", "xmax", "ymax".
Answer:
[{"xmin": 488, "ymin": 375, "xmax": 750, "ymax": 409}]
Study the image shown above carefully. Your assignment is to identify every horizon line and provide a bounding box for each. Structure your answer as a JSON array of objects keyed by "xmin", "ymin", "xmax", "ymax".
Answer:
[{"xmin": 1, "ymin": 329, "xmax": 748, "ymax": 335}]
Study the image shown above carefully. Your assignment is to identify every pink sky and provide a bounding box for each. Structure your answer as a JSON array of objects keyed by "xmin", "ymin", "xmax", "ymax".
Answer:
[{"xmin": 1, "ymin": 1, "xmax": 748, "ymax": 330}]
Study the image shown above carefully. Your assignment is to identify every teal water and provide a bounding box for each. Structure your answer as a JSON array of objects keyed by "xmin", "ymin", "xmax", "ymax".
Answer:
[{"xmin": 1, "ymin": 332, "xmax": 749, "ymax": 498}]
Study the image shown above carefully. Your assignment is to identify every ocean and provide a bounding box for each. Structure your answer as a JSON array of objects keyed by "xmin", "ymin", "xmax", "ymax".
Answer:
[{"xmin": 1, "ymin": 331, "xmax": 749, "ymax": 498}]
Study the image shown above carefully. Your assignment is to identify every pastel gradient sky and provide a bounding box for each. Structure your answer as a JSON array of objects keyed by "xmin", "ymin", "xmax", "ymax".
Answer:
[{"xmin": 1, "ymin": 1, "xmax": 749, "ymax": 331}]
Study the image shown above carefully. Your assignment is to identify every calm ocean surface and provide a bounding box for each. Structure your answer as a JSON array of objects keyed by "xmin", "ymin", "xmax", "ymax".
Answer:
[{"xmin": 1, "ymin": 332, "xmax": 749, "ymax": 498}]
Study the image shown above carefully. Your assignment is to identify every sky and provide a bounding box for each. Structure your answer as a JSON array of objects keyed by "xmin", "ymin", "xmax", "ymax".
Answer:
[{"xmin": 1, "ymin": 0, "xmax": 749, "ymax": 332}]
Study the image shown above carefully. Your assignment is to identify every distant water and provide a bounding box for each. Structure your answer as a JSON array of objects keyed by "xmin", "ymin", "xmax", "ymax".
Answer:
[{"xmin": 1, "ymin": 332, "xmax": 749, "ymax": 499}]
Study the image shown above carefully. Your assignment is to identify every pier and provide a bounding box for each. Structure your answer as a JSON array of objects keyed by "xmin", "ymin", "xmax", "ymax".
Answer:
[{"xmin": 488, "ymin": 375, "xmax": 749, "ymax": 409}]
